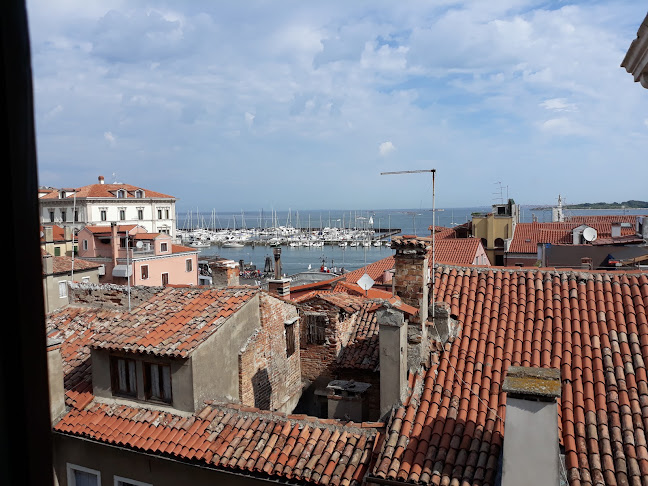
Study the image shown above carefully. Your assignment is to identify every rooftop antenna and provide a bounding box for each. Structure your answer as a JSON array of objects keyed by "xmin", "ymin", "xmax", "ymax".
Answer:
[{"xmin": 380, "ymin": 169, "xmax": 436, "ymax": 319}]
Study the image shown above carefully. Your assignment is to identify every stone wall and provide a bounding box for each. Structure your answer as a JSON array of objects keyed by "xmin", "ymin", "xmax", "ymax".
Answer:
[
  {"xmin": 237, "ymin": 293, "xmax": 301, "ymax": 413},
  {"xmin": 68, "ymin": 282, "xmax": 163, "ymax": 309}
]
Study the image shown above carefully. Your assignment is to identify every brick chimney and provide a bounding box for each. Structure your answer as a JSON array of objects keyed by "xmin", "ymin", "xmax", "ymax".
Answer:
[
  {"xmin": 268, "ymin": 247, "xmax": 290, "ymax": 298},
  {"xmin": 581, "ymin": 257, "xmax": 592, "ymax": 270},
  {"xmin": 502, "ymin": 366, "xmax": 562, "ymax": 486},
  {"xmin": 377, "ymin": 306, "xmax": 407, "ymax": 418},
  {"xmin": 111, "ymin": 222, "xmax": 119, "ymax": 268},
  {"xmin": 208, "ymin": 258, "xmax": 240, "ymax": 287},
  {"xmin": 47, "ymin": 337, "xmax": 66, "ymax": 424},
  {"xmin": 391, "ymin": 236, "xmax": 430, "ymax": 368},
  {"xmin": 98, "ymin": 175, "xmax": 105, "ymax": 184}
]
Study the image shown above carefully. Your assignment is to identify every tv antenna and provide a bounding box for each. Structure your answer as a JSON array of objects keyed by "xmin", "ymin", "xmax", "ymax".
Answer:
[{"xmin": 380, "ymin": 169, "xmax": 437, "ymax": 319}]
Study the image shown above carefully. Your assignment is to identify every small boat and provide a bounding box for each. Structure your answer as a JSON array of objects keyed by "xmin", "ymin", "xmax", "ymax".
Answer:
[
  {"xmin": 374, "ymin": 240, "xmax": 382, "ymax": 247},
  {"xmin": 189, "ymin": 240, "xmax": 210, "ymax": 248},
  {"xmin": 222, "ymin": 241, "xmax": 244, "ymax": 248},
  {"xmin": 338, "ymin": 242, "xmax": 347, "ymax": 248}
]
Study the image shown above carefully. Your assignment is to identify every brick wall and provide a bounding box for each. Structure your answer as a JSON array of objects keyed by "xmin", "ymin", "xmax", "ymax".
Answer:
[
  {"xmin": 298, "ymin": 300, "xmax": 360, "ymax": 385},
  {"xmin": 238, "ymin": 293, "xmax": 301, "ymax": 412},
  {"xmin": 68, "ymin": 282, "xmax": 162, "ymax": 309}
]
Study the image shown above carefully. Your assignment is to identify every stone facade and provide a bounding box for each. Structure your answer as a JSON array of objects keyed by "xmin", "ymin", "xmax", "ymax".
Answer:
[
  {"xmin": 68, "ymin": 282, "xmax": 163, "ymax": 309},
  {"xmin": 238, "ymin": 293, "xmax": 301, "ymax": 413}
]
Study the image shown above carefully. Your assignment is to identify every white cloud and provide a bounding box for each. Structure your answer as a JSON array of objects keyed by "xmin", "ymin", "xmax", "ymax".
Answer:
[
  {"xmin": 104, "ymin": 131, "xmax": 116, "ymax": 146},
  {"xmin": 244, "ymin": 112, "xmax": 255, "ymax": 127},
  {"xmin": 379, "ymin": 141, "xmax": 396, "ymax": 156},
  {"xmin": 539, "ymin": 117, "xmax": 588, "ymax": 136},
  {"xmin": 540, "ymin": 98, "xmax": 577, "ymax": 112}
]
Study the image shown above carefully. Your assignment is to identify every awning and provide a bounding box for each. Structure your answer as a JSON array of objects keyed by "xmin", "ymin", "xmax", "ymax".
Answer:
[{"xmin": 112, "ymin": 265, "xmax": 132, "ymax": 277}]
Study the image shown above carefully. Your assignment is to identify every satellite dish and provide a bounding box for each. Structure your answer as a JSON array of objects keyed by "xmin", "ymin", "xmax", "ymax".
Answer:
[
  {"xmin": 582, "ymin": 227, "xmax": 597, "ymax": 242},
  {"xmin": 357, "ymin": 273, "xmax": 375, "ymax": 293},
  {"xmin": 136, "ymin": 240, "xmax": 144, "ymax": 249}
]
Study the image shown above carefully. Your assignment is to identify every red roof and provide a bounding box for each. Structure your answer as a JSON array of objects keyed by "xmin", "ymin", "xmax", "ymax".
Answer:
[
  {"xmin": 40, "ymin": 182, "xmax": 174, "ymax": 200},
  {"xmin": 91, "ymin": 287, "xmax": 257, "ymax": 357},
  {"xmin": 372, "ymin": 266, "xmax": 648, "ymax": 486},
  {"xmin": 566, "ymin": 215, "xmax": 644, "ymax": 224},
  {"xmin": 47, "ymin": 306, "xmax": 128, "ymax": 410},
  {"xmin": 84, "ymin": 224, "xmax": 138, "ymax": 234},
  {"xmin": 509, "ymin": 222, "xmax": 637, "ymax": 254},
  {"xmin": 337, "ymin": 303, "xmax": 380, "ymax": 370},
  {"xmin": 55, "ymin": 401, "xmax": 380, "ymax": 485},
  {"xmin": 171, "ymin": 244, "xmax": 199, "ymax": 254},
  {"xmin": 49, "ymin": 256, "xmax": 102, "ymax": 274},
  {"xmin": 344, "ymin": 256, "xmax": 395, "ymax": 285},
  {"xmin": 40, "ymin": 225, "xmax": 66, "ymax": 242}
]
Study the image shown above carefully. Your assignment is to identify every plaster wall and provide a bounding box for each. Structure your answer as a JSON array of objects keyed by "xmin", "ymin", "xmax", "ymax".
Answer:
[
  {"xmin": 501, "ymin": 398, "xmax": 560, "ymax": 486},
  {"xmin": 43, "ymin": 269, "xmax": 100, "ymax": 313},
  {"xmin": 53, "ymin": 434, "xmax": 266, "ymax": 486}
]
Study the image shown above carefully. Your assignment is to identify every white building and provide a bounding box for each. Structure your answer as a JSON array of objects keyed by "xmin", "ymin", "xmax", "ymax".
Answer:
[{"xmin": 39, "ymin": 175, "xmax": 177, "ymax": 239}]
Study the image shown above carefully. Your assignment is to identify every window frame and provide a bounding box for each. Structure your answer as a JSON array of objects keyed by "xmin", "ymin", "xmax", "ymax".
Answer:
[
  {"xmin": 67, "ymin": 463, "xmax": 101, "ymax": 486},
  {"xmin": 119, "ymin": 209, "xmax": 126, "ymax": 221},
  {"xmin": 100, "ymin": 210, "xmax": 107, "ymax": 221},
  {"xmin": 114, "ymin": 476, "xmax": 152, "ymax": 486},
  {"xmin": 161, "ymin": 272, "xmax": 169, "ymax": 286},
  {"xmin": 157, "ymin": 209, "xmax": 162, "ymax": 219},
  {"xmin": 109, "ymin": 355, "xmax": 138, "ymax": 398},
  {"xmin": 160, "ymin": 242, "xmax": 168, "ymax": 252},
  {"xmin": 185, "ymin": 258, "xmax": 192, "ymax": 272},
  {"xmin": 143, "ymin": 361, "xmax": 173, "ymax": 404},
  {"xmin": 141, "ymin": 264, "xmax": 149, "ymax": 280},
  {"xmin": 59, "ymin": 280, "xmax": 68, "ymax": 298},
  {"xmin": 285, "ymin": 317, "xmax": 298, "ymax": 357},
  {"xmin": 137, "ymin": 208, "xmax": 144, "ymax": 220}
]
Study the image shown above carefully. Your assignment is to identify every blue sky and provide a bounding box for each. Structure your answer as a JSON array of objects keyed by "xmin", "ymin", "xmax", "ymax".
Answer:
[{"xmin": 27, "ymin": 1, "xmax": 648, "ymax": 212}]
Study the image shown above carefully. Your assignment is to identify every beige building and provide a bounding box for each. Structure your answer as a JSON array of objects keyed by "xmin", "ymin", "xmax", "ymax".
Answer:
[
  {"xmin": 42, "ymin": 251, "xmax": 101, "ymax": 313},
  {"xmin": 471, "ymin": 199, "xmax": 519, "ymax": 265}
]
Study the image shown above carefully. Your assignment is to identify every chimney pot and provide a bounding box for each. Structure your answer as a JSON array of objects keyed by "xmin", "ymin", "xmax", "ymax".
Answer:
[{"xmin": 98, "ymin": 175, "xmax": 105, "ymax": 184}]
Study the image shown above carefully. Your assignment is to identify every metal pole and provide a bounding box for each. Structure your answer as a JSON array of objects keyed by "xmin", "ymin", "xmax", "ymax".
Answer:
[{"xmin": 380, "ymin": 169, "xmax": 436, "ymax": 318}]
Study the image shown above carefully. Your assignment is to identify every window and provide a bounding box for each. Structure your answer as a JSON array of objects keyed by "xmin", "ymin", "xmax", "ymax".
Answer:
[
  {"xmin": 59, "ymin": 280, "xmax": 68, "ymax": 298},
  {"xmin": 100, "ymin": 210, "xmax": 107, "ymax": 221},
  {"xmin": 114, "ymin": 476, "xmax": 152, "ymax": 486},
  {"xmin": 144, "ymin": 362, "xmax": 172, "ymax": 403},
  {"xmin": 49, "ymin": 210, "xmax": 55, "ymax": 222},
  {"xmin": 134, "ymin": 189, "xmax": 144, "ymax": 198},
  {"xmin": 67, "ymin": 464, "xmax": 100, "ymax": 486},
  {"xmin": 116, "ymin": 189, "xmax": 126, "ymax": 198},
  {"xmin": 186, "ymin": 259, "xmax": 192, "ymax": 272},
  {"xmin": 119, "ymin": 209, "xmax": 126, "ymax": 220},
  {"xmin": 165, "ymin": 209, "xmax": 169, "ymax": 219},
  {"xmin": 120, "ymin": 237, "xmax": 127, "ymax": 248},
  {"xmin": 55, "ymin": 246, "xmax": 61, "ymax": 256},
  {"xmin": 304, "ymin": 313, "xmax": 327, "ymax": 345},
  {"xmin": 285, "ymin": 318, "xmax": 297, "ymax": 357},
  {"xmin": 137, "ymin": 209, "xmax": 143, "ymax": 220},
  {"xmin": 141, "ymin": 265, "xmax": 148, "ymax": 280},
  {"xmin": 110, "ymin": 356, "xmax": 138, "ymax": 397},
  {"xmin": 61, "ymin": 210, "xmax": 67, "ymax": 222},
  {"xmin": 74, "ymin": 209, "xmax": 79, "ymax": 222},
  {"xmin": 157, "ymin": 209, "xmax": 162, "ymax": 219},
  {"xmin": 83, "ymin": 239, "xmax": 88, "ymax": 251},
  {"xmin": 160, "ymin": 242, "xmax": 168, "ymax": 252},
  {"xmin": 161, "ymin": 273, "xmax": 169, "ymax": 286}
]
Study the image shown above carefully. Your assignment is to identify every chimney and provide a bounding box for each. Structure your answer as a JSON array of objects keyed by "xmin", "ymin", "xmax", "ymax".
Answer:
[
  {"xmin": 502, "ymin": 366, "xmax": 562, "ymax": 486},
  {"xmin": 268, "ymin": 247, "xmax": 290, "ymax": 298},
  {"xmin": 377, "ymin": 306, "xmax": 407, "ymax": 418},
  {"xmin": 429, "ymin": 301, "xmax": 461, "ymax": 345},
  {"xmin": 42, "ymin": 252, "xmax": 53, "ymax": 275},
  {"xmin": 47, "ymin": 337, "xmax": 66, "ymax": 424},
  {"xmin": 611, "ymin": 222, "xmax": 622, "ymax": 238},
  {"xmin": 111, "ymin": 222, "xmax": 119, "ymax": 268},
  {"xmin": 43, "ymin": 225, "xmax": 54, "ymax": 255},
  {"xmin": 391, "ymin": 236, "xmax": 430, "ymax": 324},
  {"xmin": 208, "ymin": 258, "xmax": 240, "ymax": 287},
  {"xmin": 581, "ymin": 257, "xmax": 592, "ymax": 270},
  {"xmin": 98, "ymin": 175, "xmax": 105, "ymax": 184},
  {"xmin": 391, "ymin": 236, "xmax": 430, "ymax": 369}
]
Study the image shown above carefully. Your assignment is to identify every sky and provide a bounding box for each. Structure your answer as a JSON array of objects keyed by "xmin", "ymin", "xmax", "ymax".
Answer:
[{"xmin": 27, "ymin": 0, "xmax": 648, "ymax": 212}]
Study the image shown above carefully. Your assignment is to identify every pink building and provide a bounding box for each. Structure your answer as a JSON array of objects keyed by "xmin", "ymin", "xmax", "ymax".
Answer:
[{"xmin": 77, "ymin": 223, "xmax": 198, "ymax": 286}]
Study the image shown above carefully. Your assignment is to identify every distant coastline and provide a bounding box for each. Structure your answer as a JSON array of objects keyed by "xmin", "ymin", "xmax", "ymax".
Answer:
[{"xmin": 564, "ymin": 200, "xmax": 648, "ymax": 209}]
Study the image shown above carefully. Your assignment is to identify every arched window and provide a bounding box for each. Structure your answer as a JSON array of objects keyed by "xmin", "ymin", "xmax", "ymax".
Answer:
[{"xmin": 494, "ymin": 238, "xmax": 505, "ymax": 249}]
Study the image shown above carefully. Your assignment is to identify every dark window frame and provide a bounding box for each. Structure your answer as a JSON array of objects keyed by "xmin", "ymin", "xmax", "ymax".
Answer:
[
  {"xmin": 109, "ymin": 356, "xmax": 138, "ymax": 398},
  {"xmin": 285, "ymin": 317, "xmax": 298, "ymax": 357},
  {"xmin": 143, "ymin": 361, "xmax": 172, "ymax": 403}
]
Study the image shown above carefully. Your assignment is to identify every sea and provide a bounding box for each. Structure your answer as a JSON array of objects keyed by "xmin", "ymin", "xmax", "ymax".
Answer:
[{"xmin": 182, "ymin": 206, "xmax": 648, "ymax": 277}]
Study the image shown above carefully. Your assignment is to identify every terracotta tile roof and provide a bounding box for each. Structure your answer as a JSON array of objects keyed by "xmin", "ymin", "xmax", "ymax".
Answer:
[
  {"xmin": 337, "ymin": 303, "xmax": 379, "ymax": 371},
  {"xmin": 40, "ymin": 183, "xmax": 174, "ymax": 200},
  {"xmin": 91, "ymin": 287, "xmax": 258, "ymax": 358},
  {"xmin": 372, "ymin": 265, "xmax": 648, "ymax": 486},
  {"xmin": 84, "ymin": 224, "xmax": 138, "ymax": 234},
  {"xmin": 313, "ymin": 293, "xmax": 370, "ymax": 314},
  {"xmin": 171, "ymin": 244, "xmax": 199, "ymax": 254},
  {"xmin": 41, "ymin": 225, "xmax": 66, "ymax": 242},
  {"xmin": 424, "ymin": 238, "xmax": 485, "ymax": 266},
  {"xmin": 133, "ymin": 233, "xmax": 161, "ymax": 240},
  {"xmin": 55, "ymin": 401, "xmax": 381, "ymax": 485},
  {"xmin": 566, "ymin": 215, "xmax": 645, "ymax": 224},
  {"xmin": 509, "ymin": 222, "xmax": 637, "ymax": 254},
  {"xmin": 48, "ymin": 256, "xmax": 102, "ymax": 274},
  {"xmin": 343, "ymin": 256, "xmax": 395, "ymax": 285},
  {"xmin": 47, "ymin": 306, "xmax": 127, "ymax": 409}
]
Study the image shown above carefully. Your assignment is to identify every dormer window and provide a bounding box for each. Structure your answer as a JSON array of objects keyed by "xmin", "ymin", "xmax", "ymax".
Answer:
[
  {"xmin": 116, "ymin": 189, "xmax": 126, "ymax": 199},
  {"xmin": 144, "ymin": 362, "xmax": 172, "ymax": 403},
  {"xmin": 110, "ymin": 356, "xmax": 138, "ymax": 398},
  {"xmin": 135, "ymin": 189, "xmax": 145, "ymax": 198}
]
